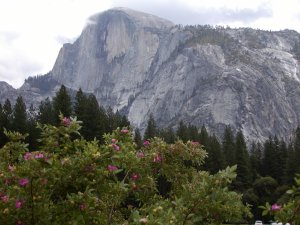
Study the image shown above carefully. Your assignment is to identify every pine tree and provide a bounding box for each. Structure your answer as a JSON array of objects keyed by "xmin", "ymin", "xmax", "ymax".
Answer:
[
  {"xmin": 12, "ymin": 96, "xmax": 27, "ymax": 133},
  {"xmin": 159, "ymin": 127, "xmax": 176, "ymax": 144},
  {"xmin": 207, "ymin": 134, "xmax": 225, "ymax": 173},
  {"xmin": 144, "ymin": 114, "xmax": 157, "ymax": 140},
  {"xmin": 105, "ymin": 107, "xmax": 116, "ymax": 133},
  {"xmin": 27, "ymin": 104, "xmax": 39, "ymax": 150},
  {"xmin": 0, "ymin": 99, "xmax": 12, "ymax": 146},
  {"xmin": 249, "ymin": 142, "xmax": 263, "ymax": 181},
  {"xmin": 199, "ymin": 125, "xmax": 210, "ymax": 171},
  {"xmin": 277, "ymin": 139, "xmax": 288, "ymax": 184},
  {"xmin": 74, "ymin": 88, "xmax": 87, "ymax": 121},
  {"xmin": 234, "ymin": 130, "xmax": 251, "ymax": 190},
  {"xmin": 262, "ymin": 136, "xmax": 277, "ymax": 178},
  {"xmin": 2, "ymin": 99, "xmax": 12, "ymax": 129},
  {"xmin": 114, "ymin": 110, "xmax": 130, "ymax": 128},
  {"xmin": 188, "ymin": 124, "xmax": 199, "ymax": 141},
  {"xmin": 38, "ymin": 97, "xmax": 55, "ymax": 125},
  {"xmin": 176, "ymin": 120, "xmax": 189, "ymax": 142},
  {"xmin": 294, "ymin": 127, "xmax": 300, "ymax": 174},
  {"xmin": 81, "ymin": 94, "xmax": 104, "ymax": 141},
  {"xmin": 199, "ymin": 125, "xmax": 209, "ymax": 148},
  {"xmin": 222, "ymin": 126, "xmax": 236, "ymax": 166},
  {"xmin": 0, "ymin": 103, "xmax": 6, "ymax": 147},
  {"xmin": 134, "ymin": 128, "xmax": 143, "ymax": 148},
  {"xmin": 52, "ymin": 85, "xmax": 72, "ymax": 124},
  {"xmin": 284, "ymin": 143, "xmax": 296, "ymax": 185}
]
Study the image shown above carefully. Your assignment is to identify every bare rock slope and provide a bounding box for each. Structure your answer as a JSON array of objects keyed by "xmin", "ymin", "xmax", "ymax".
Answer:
[{"xmin": 3, "ymin": 8, "xmax": 300, "ymax": 141}]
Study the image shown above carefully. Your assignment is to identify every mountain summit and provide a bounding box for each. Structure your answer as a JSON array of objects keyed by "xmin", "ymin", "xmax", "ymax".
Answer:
[{"xmin": 2, "ymin": 8, "xmax": 300, "ymax": 142}]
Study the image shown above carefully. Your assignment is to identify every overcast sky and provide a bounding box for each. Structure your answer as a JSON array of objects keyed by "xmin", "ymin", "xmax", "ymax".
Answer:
[{"xmin": 1, "ymin": 0, "xmax": 300, "ymax": 88}]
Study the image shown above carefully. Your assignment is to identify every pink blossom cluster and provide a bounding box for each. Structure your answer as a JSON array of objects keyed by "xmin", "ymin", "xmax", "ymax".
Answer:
[
  {"xmin": 112, "ymin": 143, "xmax": 120, "ymax": 151},
  {"xmin": 62, "ymin": 117, "xmax": 71, "ymax": 126},
  {"xmin": 271, "ymin": 203, "xmax": 281, "ymax": 211},
  {"xmin": 153, "ymin": 154, "xmax": 162, "ymax": 163},
  {"xmin": 79, "ymin": 203, "xmax": 86, "ymax": 211},
  {"xmin": 191, "ymin": 141, "xmax": 200, "ymax": 146},
  {"xmin": 15, "ymin": 199, "xmax": 24, "ymax": 209},
  {"xmin": 19, "ymin": 178, "xmax": 29, "ymax": 187},
  {"xmin": 131, "ymin": 173, "xmax": 140, "ymax": 180},
  {"xmin": 107, "ymin": 164, "xmax": 118, "ymax": 172},
  {"xmin": 8, "ymin": 164, "xmax": 15, "ymax": 171},
  {"xmin": 4, "ymin": 179, "xmax": 12, "ymax": 185},
  {"xmin": 143, "ymin": 140, "xmax": 150, "ymax": 146},
  {"xmin": 23, "ymin": 152, "xmax": 45, "ymax": 161},
  {"xmin": 137, "ymin": 152, "xmax": 145, "ymax": 158},
  {"xmin": 1, "ymin": 195, "xmax": 9, "ymax": 203}
]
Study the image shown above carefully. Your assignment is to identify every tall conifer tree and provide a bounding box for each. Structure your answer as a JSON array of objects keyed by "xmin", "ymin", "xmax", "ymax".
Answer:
[
  {"xmin": 12, "ymin": 96, "xmax": 27, "ymax": 133},
  {"xmin": 294, "ymin": 127, "xmax": 300, "ymax": 174},
  {"xmin": 222, "ymin": 126, "xmax": 236, "ymax": 166},
  {"xmin": 144, "ymin": 114, "xmax": 157, "ymax": 140},
  {"xmin": 38, "ymin": 97, "xmax": 55, "ymax": 125},
  {"xmin": 52, "ymin": 85, "xmax": 72, "ymax": 124},
  {"xmin": 234, "ymin": 130, "xmax": 251, "ymax": 190},
  {"xmin": 176, "ymin": 120, "xmax": 189, "ymax": 143}
]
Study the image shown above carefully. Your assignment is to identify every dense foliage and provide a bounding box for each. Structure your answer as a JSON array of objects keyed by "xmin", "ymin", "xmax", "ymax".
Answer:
[
  {"xmin": 141, "ymin": 118, "xmax": 300, "ymax": 222},
  {"xmin": 261, "ymin": 174, "xmax": 300, "ymax": 224},
  {"xmin": 0, "ymin": 116, "xmax": 250, "ymax": 224}
]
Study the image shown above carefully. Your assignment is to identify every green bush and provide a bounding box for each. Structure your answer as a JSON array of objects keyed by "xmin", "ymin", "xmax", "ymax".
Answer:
[
  {"xmin": 0, "ymin": 116, "xmax": 251, "ymax": 224},
  {"xmin": 261, "ymin": 174, "xmax": 300, "ymax": 224}
]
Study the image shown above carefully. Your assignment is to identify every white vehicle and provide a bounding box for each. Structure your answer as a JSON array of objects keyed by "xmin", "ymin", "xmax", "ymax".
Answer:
[{"xmin": 255, "ymin": 220, "xmax": 263, "ymax": 225}]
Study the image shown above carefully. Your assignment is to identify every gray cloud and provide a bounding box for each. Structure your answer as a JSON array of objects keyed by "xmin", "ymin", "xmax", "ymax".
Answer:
[
  {"xmin": 55, "ymin": 35, "xmax": 77, "ymax": 45},
  {"xmin": 0, "ymin": 55, "xmax": 43, "ymax": 87},
  {"xmin": 0, "ymin": 31, "xmax": 19, "ymax": 44},
  {"xmin": 111, "ymin": 0, "xmax": 273, "ymax": 25}
]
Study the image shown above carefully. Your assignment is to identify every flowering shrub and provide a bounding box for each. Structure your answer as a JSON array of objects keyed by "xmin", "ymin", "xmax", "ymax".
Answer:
[
  {"xmin": 261, "ymin": 174, "xmax": 300, "ymax": 225},
  {"xmin": 0, "ymin": 116, "xmax": 250, "ymax": 224}
]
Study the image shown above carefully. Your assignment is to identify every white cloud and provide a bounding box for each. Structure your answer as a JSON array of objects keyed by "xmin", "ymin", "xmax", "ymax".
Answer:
[{"xmin": 0, "ymin": 0, "xmax": 300, "ymax": 88}]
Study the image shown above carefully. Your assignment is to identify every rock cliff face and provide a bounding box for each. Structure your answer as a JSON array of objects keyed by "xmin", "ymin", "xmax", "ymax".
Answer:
[{"xmin": 2, "ymin": 8, "xmax": 300, "ymax": 142}]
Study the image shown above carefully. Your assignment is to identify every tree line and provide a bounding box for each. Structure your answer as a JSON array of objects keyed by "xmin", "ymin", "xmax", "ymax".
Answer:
[{"xmin": 0, "ymin": 85, "xmax": 130, "ymax": 149}]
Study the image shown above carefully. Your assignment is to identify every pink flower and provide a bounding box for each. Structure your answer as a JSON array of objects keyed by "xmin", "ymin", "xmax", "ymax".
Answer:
[
  {"xmin": 131, "ymin": 173, "xmax": 140, "ymax": 180},
  {"xmin": 23, "ymin": 152, "xmax": 33, "ymax": 161},
  {"xmin": 107, "ymin": 164, "xmax": 118, "ymax": 172},
  {"xmin": 153, "ymin": 154, "xmax": 162, "ymax": 163},
  {"xmin": 137, "ymin": 152, "xmax": 145, "ymax": 158},
  {"xmin": 143, "ymin": 140, "xmax": 150, "ymax": 146},
  {"xmin": 41, "ymin": 178, "xmax": 48, "ymax": 185},
  {"xmin": 79, "ymin": 203, "xmax": 86, "ymax": 211},
  {"xmin": 62, "ymin": 117, "xmax": 71, "ymax": 126},
  {"xmin": 16, "ymin": 220, "xmax": 23, "ymax": 225},
  {"xmin": 1, "ymin": 195, "xmax": 9, "ymax": 203},
  {"xmin": 4, "ymin": 179, "xmax": 11, "ymax": 185},
  {"xmin": 191, "ymin": 141, "xmax": 200, "ymax": 146},
  {"xmin": 112, "ymin": 143, "xmax": 120, "ymax": 151},
  {"xmin": 15, "ymin": 200, "xmax": 24, "ymax": 209},
  {"xmin": 111, "ymin": 139, "xmax": 118, "ymax": 143},
  {"xmin": 19, "ymin": 178, "xmax": 29, "ymax": 187},
  {"xmin": 121, "ymin": 129, "xmax": 129, "ymax": 133},
  {"xmin": 34, "ymin": 152, "xmax": 44, "ymax": 159},
  {"xmin": 271, "ymin": 203, "xmax": 281, "ymax": 211},
  {"xmin": 8, "ymin": 164, "xmax": 15, "ymax": 171}
]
